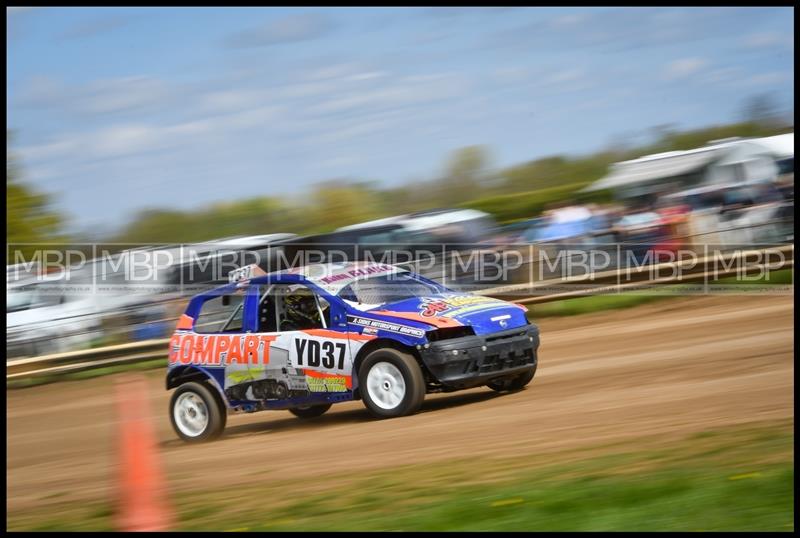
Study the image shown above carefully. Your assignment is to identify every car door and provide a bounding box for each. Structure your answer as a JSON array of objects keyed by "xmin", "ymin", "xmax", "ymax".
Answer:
[{"xmin": 252, "ymin": 282, "xmax": 356, "ymax": 401}]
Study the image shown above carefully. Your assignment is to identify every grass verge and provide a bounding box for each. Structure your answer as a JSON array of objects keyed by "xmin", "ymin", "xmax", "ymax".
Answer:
[
  {"xmin": 6, "ymin": 358, "xmax": 166, "ymax": 389},
  {"xmin": 8, "ymin": 421, "xmax": 793, "ymax": 531},
  {"xmin": 529, "ymin": 268, "xmax": 793, "ymax": 318}
]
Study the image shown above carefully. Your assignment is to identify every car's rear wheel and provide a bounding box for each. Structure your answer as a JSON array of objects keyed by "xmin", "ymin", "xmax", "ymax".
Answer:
[
  {"xmin": 170, "ymin": 381, "xmax": 226, "ymax": 443},
  {"xmin": 359, "ymin": 348, "xmax": 425, "ymax": 418},
  {"xmin": 289, "ymin": 403, "xmax": 332, "ymax": 419},
  {"xmin": 274, "ymin": 382, "xmax": 289, "ymax": 400},
  {"xmin": 487, "ymin": 365, "xmax": 537, "ymax": 393}
]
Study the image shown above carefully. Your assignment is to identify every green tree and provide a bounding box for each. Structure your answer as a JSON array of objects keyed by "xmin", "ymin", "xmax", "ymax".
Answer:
[
  {"xmin": 307, "ymin": 180, "xmax": 385, "ymax": 231},
  {"xmin": 114, "ymin": 209, "xmax": 197, "ymax": 244},
  {"xmin": 7, "ymin": 131, "xmax": 65, "ymax": 260},
  {"xmin": 434, "ymin": 145, "xmax": 492, "ymax": 205}
]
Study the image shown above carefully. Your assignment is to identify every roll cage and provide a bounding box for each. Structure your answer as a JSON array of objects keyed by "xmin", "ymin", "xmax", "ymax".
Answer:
[{"xmin": 182, "ymin": 273, "xmax": 348, "ymax": 333}]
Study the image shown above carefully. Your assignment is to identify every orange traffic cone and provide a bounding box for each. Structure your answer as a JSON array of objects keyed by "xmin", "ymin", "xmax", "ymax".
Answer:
[{"xmin": 114, "ymin": 375, "xmax": 174, "ymax": 531}]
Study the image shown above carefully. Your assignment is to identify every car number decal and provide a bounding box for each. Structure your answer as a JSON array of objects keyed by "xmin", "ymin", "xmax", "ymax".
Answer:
[{"xmin": 294, "ymin": 338, "xmax": 347, "ymax": 369}]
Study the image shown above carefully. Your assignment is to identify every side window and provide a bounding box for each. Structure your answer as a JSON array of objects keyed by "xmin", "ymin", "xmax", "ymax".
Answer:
[
  {"xmin": 258, "ymin": 285, "xmax": 279, "ymax": 333},
  {"xmin": 194, "ymin": 293, "xmax": 245, "ymax": 334},
  {"xmin": 260, "ymin": 284, "xmax": 327, "ymax": 332}
]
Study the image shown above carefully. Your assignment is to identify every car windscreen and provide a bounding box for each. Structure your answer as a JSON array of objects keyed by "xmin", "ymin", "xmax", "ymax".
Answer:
[{"xmin": 337, "ymin": 272, "xmax": 445, "ymax": 306}]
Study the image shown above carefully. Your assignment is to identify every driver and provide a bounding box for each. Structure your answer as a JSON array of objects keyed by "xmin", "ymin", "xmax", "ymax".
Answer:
[{"xmin": 281, "ymin": 293, "xmax": 321, "ymax": 331}]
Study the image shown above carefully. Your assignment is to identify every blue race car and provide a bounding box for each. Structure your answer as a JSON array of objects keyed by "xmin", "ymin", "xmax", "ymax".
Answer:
[{"xmin": 166, "ymin": 262, "xmax": 540, "ymax": 442}]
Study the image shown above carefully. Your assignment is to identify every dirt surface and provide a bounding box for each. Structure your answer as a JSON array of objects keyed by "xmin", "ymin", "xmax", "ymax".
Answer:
[{"xmin": 7, "ymin": 294, "xmax": 794, "ymax": 516}]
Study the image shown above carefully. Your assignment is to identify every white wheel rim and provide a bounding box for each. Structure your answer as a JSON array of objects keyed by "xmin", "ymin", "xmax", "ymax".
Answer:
[
  {"xmin": 366, "ymin": 361, "xmax": 406, "ymax": 410},
  {"xmin": 174, "ymin": 392, "xmax": 209, "ymax": 437}
]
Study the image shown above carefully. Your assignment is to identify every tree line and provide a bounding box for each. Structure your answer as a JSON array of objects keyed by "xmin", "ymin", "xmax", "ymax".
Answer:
[{"xmin": 7, "ymin": 115, "xmax": 793, "ymax": 252}]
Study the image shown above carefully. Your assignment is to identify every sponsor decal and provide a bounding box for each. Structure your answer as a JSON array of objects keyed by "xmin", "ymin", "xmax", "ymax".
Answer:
[
  {"xmin": 419, "ymin": 295, "xmax": 503, "ymax": 318},
  {"xmin": 348, "ymin": 316, "xmax": 426, "ymax": 338},
  {"xmin": 228, "ymin": 264, "xmax": 267, "ymax": 284},
  {"xmin": 301, "ymin": 328, "xmax": 375, "ymax": 342},
  {"xmin": 304, "ymin": 369, "xmax": 352, "ymax": 392},
  {"xmin": 490, "ymin": 313, "xmax": 511, "ymax": 328},
  {"xmin": 317, "ymin": 263, "xmax": 396, "ymax": 285},
  {"xmin": 168, "ymin": 333, "xmax": 276, "ymax": 366}
]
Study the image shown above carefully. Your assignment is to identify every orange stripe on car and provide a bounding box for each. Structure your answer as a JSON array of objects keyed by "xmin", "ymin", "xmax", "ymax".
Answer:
[
  {"xmin": 175, "ymin": 314, "xmax": 194, "ymax": 330},
  {"xmin": 302, "ymin": 328, "xmax": 376, "ymax": 342},
  {"xmin": 368, "ymin": 310, "xmax": 462, "ymax": 328}
]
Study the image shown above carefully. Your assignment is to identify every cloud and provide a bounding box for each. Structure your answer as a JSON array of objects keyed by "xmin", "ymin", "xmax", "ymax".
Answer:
[
  {"xmin": 491, "ymin": 66, "xmax": 530, "ymax": 85},
  {"xmin": 78, "ymin": 76, "xmax": 172, "ymax": 115},
  {"xmin": 224, "ymin": 12, "xmax": 335, "ymax": 49},
  {"xmin": 741, "ymin": 32, "xmax": 793, "ymax": 50},
  {"xmin": 15, "ymin": 75, "xmax": 173, "ymax": 116},
  {"xmin": 18, "ymin": 103, "xmax": 284, "ymax": 165},
  {"xmin": 411, "ymin": 29, "xmax": 454, "ymax": 45},
  {"xmin": 546, "ymin": 68, "xmax": 584, "ymax": 85},
  {"xmin": 305, "ymin": 72, "xmax": 468, "ymax": 116},
  {"xmin": 663, "ymin": 58, "xmax": 708, "ymax": 80},
  {"xmin": 742, "ymin": 71, "xmax": 792, "ymax": 87},
  {"xmin": 12, "ymin": 75, "xmax": 67, "ymax": 107},
  {"xmin": 58, "ymin": 14, "xmax": 131, "ymax": 40},
  {"xmin": 417, "ymin": 7, "xmax": 520, "ymax": 19},
  {"xmin": 16, "ymin": 138, "xmax": 81, "ymax": 163},
  {"xmin": 198, "ymin": 88, "xmax": 270, "ymax": 113},
  {"xmin": 299, "ymin": 62, "xmax": 364, "ymax": 81},
  {"xmin": 701, "ymin": 67, "xmax": 744, "ymax": 85},
  {"xmin": 485, "ymin": 8, "xmax": 777, "ymax": 54}
]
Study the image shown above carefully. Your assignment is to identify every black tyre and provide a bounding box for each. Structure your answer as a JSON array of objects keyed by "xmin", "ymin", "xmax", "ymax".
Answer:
[
  {"xmin": 169, "ymin": 381, "xmax": 227, "ymax": 443},
  {"xmin": 274, "ymin": 382, "xmax": 289, "ymax": 400},
  {"xmin": 487, "ymin": 365, "xmax": 537, "ymax": 393},
  {"xmin": 289, "ymin": 403, "xmax": 333, "ymax": 419},
  {"xmin": 358, "ymin": 348, "xmax": 426, "ymax": 418}
]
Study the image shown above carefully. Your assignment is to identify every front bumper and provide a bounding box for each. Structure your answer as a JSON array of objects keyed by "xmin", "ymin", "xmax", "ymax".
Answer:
[{"xmin": 420, "ymin": 324, "xmax": 539, "ymax": 389}]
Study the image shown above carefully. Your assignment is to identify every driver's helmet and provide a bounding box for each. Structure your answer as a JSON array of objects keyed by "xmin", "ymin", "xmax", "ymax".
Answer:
[{"xmin": 284, "ymin": 293, "xmax": 317, "ymax": 318}]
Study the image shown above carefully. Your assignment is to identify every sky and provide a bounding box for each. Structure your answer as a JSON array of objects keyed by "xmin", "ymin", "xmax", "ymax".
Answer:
[{"xmin": 6, "ymin": 7, "xmax": 795, "ymax": 235}]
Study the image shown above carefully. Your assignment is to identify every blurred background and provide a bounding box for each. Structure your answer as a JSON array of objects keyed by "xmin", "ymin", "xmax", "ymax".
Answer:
[
  {"xmin": 6, "ymin": 6, "xmax": 795, "ymax": 532},
  {"xmin": 6, "ymin": 6, "xmax": 795, "ymax": 356}
]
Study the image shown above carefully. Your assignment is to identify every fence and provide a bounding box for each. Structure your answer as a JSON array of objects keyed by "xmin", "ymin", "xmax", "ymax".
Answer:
[{"xmin": 7, "ymin": 241, "xmax": 793, "ymax": 381}]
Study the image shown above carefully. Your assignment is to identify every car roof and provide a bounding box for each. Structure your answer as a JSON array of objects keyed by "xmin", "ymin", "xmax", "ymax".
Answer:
[{"xmin": 208, "ymin": 261, "xmax": 408, "ymax": 297}]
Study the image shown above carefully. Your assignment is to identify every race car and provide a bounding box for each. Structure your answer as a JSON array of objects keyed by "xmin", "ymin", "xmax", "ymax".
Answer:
[{"xmin": 166, "ymin": 261, "xmax": 540, "ymax": 442}]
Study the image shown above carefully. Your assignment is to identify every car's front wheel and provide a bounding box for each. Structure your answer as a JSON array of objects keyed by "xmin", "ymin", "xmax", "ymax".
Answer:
[
  {"xmin": 487, "ymin": 365, "xmax": 537, "ymax": 393},
  {"xmin": 169, "ymin": 381, "xmax": 227, "ymax": 443},
  {"xmin": 359, "ymin": 348, "xmax": 426, "ymax": 419}
]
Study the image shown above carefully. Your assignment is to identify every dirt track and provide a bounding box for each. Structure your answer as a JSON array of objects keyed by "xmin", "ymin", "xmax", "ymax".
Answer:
[{"xmin": 7, "ymin": 294, "xmax": 795, "ymax": 516}]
